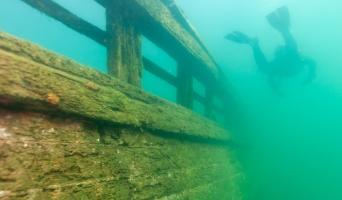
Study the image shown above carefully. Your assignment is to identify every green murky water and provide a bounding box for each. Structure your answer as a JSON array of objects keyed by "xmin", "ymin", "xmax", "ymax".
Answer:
[{"xmin": 178, "ymin": 1, "xmax": 342, "ymax": 199}]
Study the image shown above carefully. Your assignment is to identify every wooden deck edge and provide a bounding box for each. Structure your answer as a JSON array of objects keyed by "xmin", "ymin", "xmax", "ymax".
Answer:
[{"xmin": 0, "ymin": 32, "xmax": 231, "ymax": 142}]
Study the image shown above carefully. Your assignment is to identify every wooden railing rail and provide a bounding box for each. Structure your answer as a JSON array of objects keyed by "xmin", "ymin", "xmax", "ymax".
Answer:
[
  {"xmin": 143, "ymin": 58, "xmax": 178, "ymax": 87},
  {"xmin": 20, "ymin": 0, "xmax": 231, "ymax": 122},
  {"xmin": 22, "ymin": 0, "xmax": 107, "ymax": 45}
]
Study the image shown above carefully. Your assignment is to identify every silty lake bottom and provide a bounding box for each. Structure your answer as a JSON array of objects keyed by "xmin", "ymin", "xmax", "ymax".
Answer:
[{"xmin": 1, "ymin": 0, "xmax": 342, "ymax": 199}]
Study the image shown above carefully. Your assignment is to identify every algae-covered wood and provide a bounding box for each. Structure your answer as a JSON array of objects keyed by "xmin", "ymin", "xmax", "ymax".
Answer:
[
  {"xmin": 106, "ymin": 2, "xmax": 143, "ymax": 86},
  {"xmin": 0, "ymin": 32, "xmax": 229, "ymax": 141},
  {"xmin": 132, "ymin": 0, "xmax": 217, "ymax": 69},
  {"xmin": 0, "ymin": 109, "xmax": 243, "ymax": 199},
  {"xmin": 97, "ymin": 0, "xmax": 229, "ymax": 94},
  {"xmin": 23, "ymin": 0, "xmax": 229, "ymax": 96},
  {"xmin": 0, "ymin": 32, "xmax": 243, "ymax": 200}
]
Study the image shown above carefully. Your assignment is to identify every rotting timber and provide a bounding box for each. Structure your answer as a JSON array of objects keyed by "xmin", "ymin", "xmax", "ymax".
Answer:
[{"xmin": 0, "ymin": 0, "xmax": 243, "ymax": 199}]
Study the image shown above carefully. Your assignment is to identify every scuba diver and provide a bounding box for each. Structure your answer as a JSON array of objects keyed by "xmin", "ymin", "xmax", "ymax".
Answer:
[{"xmin": 225, "ymin": 6, "xmax": 316, "ymax": 93}]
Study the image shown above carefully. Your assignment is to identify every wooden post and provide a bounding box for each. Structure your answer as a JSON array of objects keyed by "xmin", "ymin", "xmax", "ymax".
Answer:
[
  {"xmin": 106, "ymin": 1, "xmax": 142, "ymax": 87},
  {"xmin": 204, "ymin": 88, "xmax": 214, "ymax": 119},
  {"xmin": 177, "ymin": 63, "xmax": 193, "ymax": 109}
]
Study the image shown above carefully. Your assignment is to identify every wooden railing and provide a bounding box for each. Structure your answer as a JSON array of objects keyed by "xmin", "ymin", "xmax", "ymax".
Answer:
[{"xmin": 21, "ymin": 0, "xmax": 232, "ymax": 121}]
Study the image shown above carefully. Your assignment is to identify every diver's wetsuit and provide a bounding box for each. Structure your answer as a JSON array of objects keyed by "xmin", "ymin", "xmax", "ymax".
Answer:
[
  {"xmin": 251, "ymin": 28, "xmax": 298, "ymax": 72},
  {"xmin": 250, "ymin": 28, "xmax": 303, "ymax": 90},
  {"xmin": 226, "ymin": 6, "xmax": 316, "ymax": 92}
]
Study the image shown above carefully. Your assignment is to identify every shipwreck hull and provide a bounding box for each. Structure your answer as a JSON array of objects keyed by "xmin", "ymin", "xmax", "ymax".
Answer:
[
  {"xmin": 0, "ymin": 33, "xmax": 243, "ymax": 199},
  {"xmin": 0, "ymin": 109, "xmax": 241, "ymax": 199}
]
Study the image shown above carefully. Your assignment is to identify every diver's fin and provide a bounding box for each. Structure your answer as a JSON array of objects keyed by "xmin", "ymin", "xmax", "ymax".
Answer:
[
  {"xmin": 266, "ymin": 6, "xmax": 290, "ymax": 32},
  {"xmin": 225, "ymin": 31, "xmax": 252, "ymax": 44}
]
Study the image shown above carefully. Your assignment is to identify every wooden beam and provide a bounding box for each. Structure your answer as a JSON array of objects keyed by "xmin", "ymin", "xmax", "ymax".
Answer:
[
  {"xmin": 193, "ymin": 92, "xmax": 205, "ymax": 105},
  {"xmin": 0, "ymin": 32, "xmax": 157, "ymax": 105},
  {"xmin": 0, "ymin": 32, "xmax": 231, "ymax": 141},
  {"xmin": 106, "ymin": 1, "xmax": 142, "ymax": 87},
  {"xmin": 177, "ymin": 63, "xmax": 193, "ymax": 109},
  {"xmin": 97, "ymin": 0, "xmax": 229, "ymax": 97},
  {"xmin": 161, "ymin": 0, "xmax": 211, "ymax": 55},
  {"xmin": 204, "ymin": 88, "xmax": 214, "ymax": 119},
  {"xmin": 94, "ymin": 0, "xmax": 106, "ymax": 7},
  {"xmin": 22, "ymin": 0, "xmax": 107, "ymax": 46},
  {"xmin": 193, "ymin": 91, "xmax": 221, "ymax": 116},
  {"xmin": 143, "ymin": 58, "xmax": 177, "ymax": 87}
]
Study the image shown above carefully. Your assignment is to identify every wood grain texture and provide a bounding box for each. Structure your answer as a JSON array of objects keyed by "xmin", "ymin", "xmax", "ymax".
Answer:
[
  {"xmin": 0, "ymin": 109, "xmax": 243, "ymax": 199},
  {"xmin": 0, "ymin": 32, "xmax": 230, "ymax": 141},
  {"xmin": 106, "ymin": 2, "xmax": 143, "ymax": 86}
]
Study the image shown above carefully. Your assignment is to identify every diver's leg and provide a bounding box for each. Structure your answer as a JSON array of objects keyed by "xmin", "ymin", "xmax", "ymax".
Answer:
[
  {"xmin": 281, "ymin": 29, "xmax": 298, "ymax": 51},
  {"xmin": 267, "ymin": 6, "xmax": 290, "ymax": 31},
  {"xmin": 250, "ymin": 41, "xmax": 269, "ymax": 73},
  {"xmin": 267, "ymin": 6, "xmax": 298, "ymax": 51}
]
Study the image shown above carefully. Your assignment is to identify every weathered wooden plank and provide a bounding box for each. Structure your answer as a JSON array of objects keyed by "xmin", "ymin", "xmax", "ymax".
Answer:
[
  {"xmin": 21, "ymin": 0, "xmax": 232, "ymax": 108},
  {"xmin": 132, "ymin": 0, "xmax": 216, "ymax": 69},
  {"xmin": 161, "ymin": 0, "xmax": 211, "ymax": 54},
  {"xmin": 0, "ymin": 30, "xmax": 227, "ymax": 123},
  {"xmin": 97, "ymin": 0, "xmax": 229, "ymax": 96},
  {"xmin": 0, "ymin": 32, "xmax": 155, "ymax": 105},
  {"xmin": 0, "ymin": 109, "xmax": 242, "ymax": 199},
  {"xmin": 0, "ymin": 32, "xmax": 230, "ymax": 141},
  {"xmin": 193, "ymin": 91, "xmax": 220, "ymax": 115},
  {"xmin": 157, "ymin": 178, "xmax": 238, "ymax": 200},
  {"xmin": 177, "ymin": 63, "xmax": 193, "ymax": 109},
  {"xmin": 22, "ymin": 0, "xmax": 107, "ymax": 46},
  {"xmin": 143, "ymin": 58, "xmax": 177, "ymax": 87},
  {"xmin": 106, "ymin": 2, "xmax": 143, "ymax": 86},
  {"xmin": 132, "ymin": 0, "xmax": 217, "ymax": 80},
  {"xmin": 21, "ymin": 0, "xmax": 232, "ymax": 104},
  {"xmin": 193, "ymin": 92, "xmax": 206, "ymax": 105},
  {"xmin": 204, "ymin": 88, "xmax": 215, "ymax": 119}
]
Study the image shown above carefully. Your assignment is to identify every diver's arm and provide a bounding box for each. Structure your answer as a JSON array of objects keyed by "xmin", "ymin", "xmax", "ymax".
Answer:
[
  {"xmin": 302, "ymin": 57, "xmax": 316, "ymax": 84},
  {"xmin": 250, "ymin": 40, "xmax": 269, "ymax": 72}
]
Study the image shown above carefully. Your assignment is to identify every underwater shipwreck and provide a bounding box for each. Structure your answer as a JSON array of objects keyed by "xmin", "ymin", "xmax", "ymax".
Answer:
[{"xmin": 0, "ymin": 0, "xmax": 243, "ymax": 199}]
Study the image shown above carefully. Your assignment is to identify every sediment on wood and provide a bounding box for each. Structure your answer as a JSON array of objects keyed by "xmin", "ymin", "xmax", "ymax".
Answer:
[
  {"xmin": 106, "ymin": 0, "xmax": 142, "ymax": 86},
  {"xmin": 0, "ymin": 32, "xmax": 230, "ymax": 142}
]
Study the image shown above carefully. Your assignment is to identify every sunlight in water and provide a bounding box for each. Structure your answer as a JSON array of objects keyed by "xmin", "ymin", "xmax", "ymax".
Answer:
[{"xmin": 258, "ymin": 0, "xmax": 286, "ymax": 13}]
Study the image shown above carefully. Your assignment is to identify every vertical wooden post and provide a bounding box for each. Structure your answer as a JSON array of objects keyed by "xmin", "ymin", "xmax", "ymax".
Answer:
[
  {"xmin": 204, "ymin": 88, "xmax": 214, "ymax": 119},
  {"xmin": 222, "ymin": 95, "xmax": 234, "ymax": 127},
  {"xmin": 106, "ymin": 1, "xmax": 142, "ymax": 87},
  {"xmin": 177, "ymin": 63, "xmax": 193, "ymax": 109}
]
